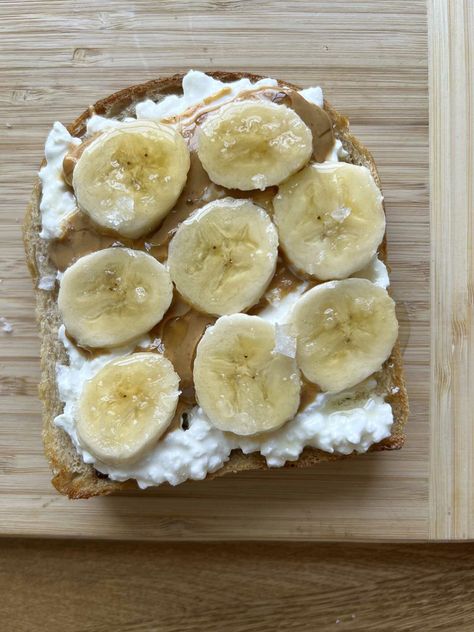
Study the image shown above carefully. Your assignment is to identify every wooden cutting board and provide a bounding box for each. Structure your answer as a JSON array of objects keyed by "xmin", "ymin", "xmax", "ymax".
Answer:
[{"xmin": 0, "ymin": 0, "xmax": 471, "ymax": 541}]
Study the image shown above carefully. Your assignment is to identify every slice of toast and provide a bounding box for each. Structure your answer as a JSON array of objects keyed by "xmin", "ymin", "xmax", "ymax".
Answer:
[{"xmin": 23, "ymin": 71, "xmax": 409, "ymax": 498}]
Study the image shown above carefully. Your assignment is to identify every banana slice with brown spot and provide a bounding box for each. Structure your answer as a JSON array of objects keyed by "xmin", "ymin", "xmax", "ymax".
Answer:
[
  {"xmin": 77, "ymin": 352, "xmax": 180, "ymax": 466},
  {"xmin": 73, "ymin": 121, "xmax": 190, "ymax": 238},
  {"xmin": 168, "ymin": 197, "xmax": 278, "ymax": 316},
  {"xmin": 193, "ymin": 314, "xmax": 301, "ymax": 435},
  {"xmin": 289, "ymin": 278, "xmax": 398, "ymax": 392},
  {"xmin": 58, "ymin": 248, "xmax": 173, "ymax": 349},
  {"xmin": 274, "ymin": 162, "xmax": 385, "ymax": 280},
  {"xmin": 197, "ymin": 100, "xmax": 313, "ymax": 190}
]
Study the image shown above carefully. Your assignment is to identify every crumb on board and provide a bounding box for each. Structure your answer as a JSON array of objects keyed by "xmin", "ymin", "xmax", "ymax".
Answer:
[{"xmin": 0, "ymin": 317, "xmax": 13, "ymax": 334}]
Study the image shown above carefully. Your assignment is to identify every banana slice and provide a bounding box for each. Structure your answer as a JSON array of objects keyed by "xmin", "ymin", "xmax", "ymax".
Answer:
[
  {"xmin": 274, "ymin": 163, "xmax": 385, "ymax": 280},
  {"xmin": 58, "ymin": 248, "xmax": 173, "ymax": 348},
  {"xmin": 73, "ymin": 121, "xmax": 190, "ymax": 238},
  {"xmin": 168, "ymin": 197, "xmax": 278, "ymax": 316},
  {"xmin": 289, "ymin": 278, "xmax": 398, "ymax": 392},
  {"xmin": 197, "ymin": 100, "xmax": 313, "ymax": 190},
  {"xmin": 193, "ymin": 314, "xmax": 301, "ymax": 435},
  {"xmin": 77, "ymin": 352, "xmax": 180, "ymax": 466}
]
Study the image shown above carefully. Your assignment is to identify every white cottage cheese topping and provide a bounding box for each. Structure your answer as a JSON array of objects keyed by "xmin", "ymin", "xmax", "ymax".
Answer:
[
  {"xmin": 38, "ymin": 71, "xmax": 337, "ymax": 242},
  {"xmin": 55, "ymin": 326, "xmax": 392, "ymax": 488}
]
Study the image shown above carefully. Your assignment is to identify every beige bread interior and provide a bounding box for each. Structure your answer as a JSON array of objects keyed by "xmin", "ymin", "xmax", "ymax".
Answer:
[{"xmin": 23, "ymin": 71, "xmax": 409, "ymax": 498}]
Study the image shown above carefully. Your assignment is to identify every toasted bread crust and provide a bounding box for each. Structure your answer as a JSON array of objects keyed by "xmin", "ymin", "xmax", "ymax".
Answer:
[{"xmin": 23, "ymin": 71, "xmax": 409, "ymax": 498}]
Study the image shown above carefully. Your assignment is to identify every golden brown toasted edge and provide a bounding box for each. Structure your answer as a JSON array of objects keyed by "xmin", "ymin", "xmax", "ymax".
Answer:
[{"xmin": 23, "ymin": 71, "xmax": 408, "ymax": 498}]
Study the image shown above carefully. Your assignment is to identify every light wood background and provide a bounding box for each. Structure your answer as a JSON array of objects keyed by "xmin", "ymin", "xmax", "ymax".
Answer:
[
  {"xmin": 0, "ymin": 0, "xmax": 470, "ymax": 541},
  {"xmin": 429, "ymin": 0, "xmax": 474, "ymax": 540}
]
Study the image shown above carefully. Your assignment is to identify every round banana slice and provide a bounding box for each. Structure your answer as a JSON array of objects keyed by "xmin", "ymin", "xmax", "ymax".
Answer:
[
  {"xmin": 194, "ymin": 314, "xmax": 301, "ymax": 435},
  {"xmin": 197, "ymin": 100, "xmax": 313, "ymax": 190},
  {"xmin": 274, "ymin": 163, "xmax": 385, "ymax": 280},
  {"xmin": 168, "ymin": 198, "xmax": 278, "ymax": 316},
  {"xmin": 73, "ymin": 121, "xmax": 190, "ymax": 238},
  {"xmin": 289, "ymin": 278, "xmax": 398, "ymax": 392},
  {"xmin": 58, "ymin": 248, "xmax": 173, "ymax": 348},
  {"xmin": 77, "ymin": 352, "xmax": 180, "ymax": 466}
]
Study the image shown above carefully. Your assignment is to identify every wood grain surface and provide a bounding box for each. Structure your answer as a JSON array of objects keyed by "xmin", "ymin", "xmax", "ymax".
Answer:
[
  {"xmin": 3, "ymin": 539, "xmax": 474, "ymax": 631},
  {"xmin": 0, "ymin": 0, "xmax": 465, "ymax": 541},
  {"xmin": 429, "ymin": 0, "xmax": 474, "ymax": 540}
]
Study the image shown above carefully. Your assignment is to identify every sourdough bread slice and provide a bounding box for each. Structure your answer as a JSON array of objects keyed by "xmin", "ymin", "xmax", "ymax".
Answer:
[{"xmin": 23, "ymin": 71, "xmax": 409, "ymax": 498}]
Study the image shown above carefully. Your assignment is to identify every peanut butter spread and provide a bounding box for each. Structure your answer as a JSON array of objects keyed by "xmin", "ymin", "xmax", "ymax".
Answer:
[{"xmin": 51, "ymin": 90, "xmax": 334, "ymax": 415}]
